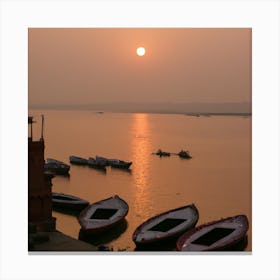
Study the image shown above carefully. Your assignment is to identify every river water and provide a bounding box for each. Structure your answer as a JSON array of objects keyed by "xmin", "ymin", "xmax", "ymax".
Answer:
[{"xmin": 29, "ymin": 110, "xmax": 252, "ymax": 251}]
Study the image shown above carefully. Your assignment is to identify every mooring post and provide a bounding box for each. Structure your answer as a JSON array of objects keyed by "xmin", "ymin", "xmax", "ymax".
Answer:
[{"xmin": 40, "ymin": 114, "xmax": 44, "ymax": 141}]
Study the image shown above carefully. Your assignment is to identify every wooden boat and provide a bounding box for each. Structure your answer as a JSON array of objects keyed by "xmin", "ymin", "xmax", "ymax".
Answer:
[
  {"xmin": 46, "ymin": 158, "xmax": 67, "ymax": 164},
  {"xmin": 44, "ymin": 158, "xmax": 70, "ymax": 175},
  {"xmin": 96, "ymin": 156, "xmax": 132, "ymax": 169},
  {"xmin": 132, "ymin": 204, "xmax": 199, "ymax": 246},
  {"xmin": 95, "ymin": 156, "xmax": 110, "ymax": 166},
  {"xmin": 69, "ymin": 155, "xmax": 88, "ymax": 165},
  {"xmin": 178, "ymin": 150, "xmax": 192, "ymax": 159},
  {"xmin": 176, "ymin": 215, "xmax": 249, "ymax": 251},
  {"xmin": 109, "ymin": 159, "xmax": 132, "ymax": 169},
  {"xmin": 52, "ymin": 192, "xmax": 89, "ymax": 211},
  {"xmin": 88, "ymin": 157, "xmax": 107, "ymax": 169},
  {"xmin": 78, "ymin": 195, "xmax": 129, "ymax": 234},
  {"xmin": 154, "ymin": 149, "xmax": 170, "ymax": 157}
]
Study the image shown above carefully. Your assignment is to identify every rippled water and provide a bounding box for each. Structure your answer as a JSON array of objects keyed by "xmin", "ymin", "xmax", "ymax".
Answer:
[{"xmin": 29, "ymin": 110, "xmax": 252, "ymax": 251}]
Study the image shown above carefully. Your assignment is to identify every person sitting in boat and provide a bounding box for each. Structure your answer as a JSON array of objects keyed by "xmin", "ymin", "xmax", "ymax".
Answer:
[{"xmin": 156, "ymin": 149, "xmax": 163, "ymax": 155}]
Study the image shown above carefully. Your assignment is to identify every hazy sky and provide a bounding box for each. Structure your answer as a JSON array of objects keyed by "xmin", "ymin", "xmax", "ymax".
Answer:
[{"xmin": 28, "ymin": 28, "xmax": 251, "ymax": 106}]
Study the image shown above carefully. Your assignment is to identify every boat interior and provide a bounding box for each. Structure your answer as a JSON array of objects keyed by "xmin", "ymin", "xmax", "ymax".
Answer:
[
  {"xmin": 191, "ymin": 227, "xmax": 235, "ymax": 246},
  {"xmin": 90, "ymin": 208, "xmax": 118, "ymax": 220},
  {"xmin": 147, "ymin": 218, "xmax": 187, "ymax": 232}
]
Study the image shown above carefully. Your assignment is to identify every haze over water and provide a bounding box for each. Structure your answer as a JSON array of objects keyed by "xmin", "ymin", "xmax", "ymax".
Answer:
[
  {"xmin": 30, "ymin": 110, "xmax": 251, "ymax": 251},
  {"xmin": 28, "ymin": 28, "xmax": 251, "ymax": 251}
]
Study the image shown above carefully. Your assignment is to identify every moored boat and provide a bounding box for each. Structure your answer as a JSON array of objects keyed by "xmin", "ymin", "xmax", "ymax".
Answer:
[
  {"xmin": 176, "ymin": 215, "xmax": 249, "ymax": 251},
  {"xmin": 44, "ymin": 158, "xmax": 70, "ymax": 175},
  {"xmin": 88, "ymin": 157, "xmax": 107, "ymax": 169},
  {"xmin": 46, "ymin": 158, "xmax": 67, "ymax": 164},
  {"xmin": 132, "ymin": 204, "xmax": 199, "ymax": 246},
  {"xmin": 78, "ymin": 195, "xmax": 129, "ymax": 234},
  {"xmin": 69, "ymin": 155, "xmax": 88, "ymax": 165},
  {"xmin": 109, "ymin": 159, "xmax": 132, "ymax": 169},
  {"xmin": 95, "ymin": 156, "xmax": 110, "ymax": 166},
  {"xmin": 154, "ymin": 149, "xmax": 170, "ymax": 157},
  {"xmin": 96, "ymin": 156, "xmax": 132, "ymax": 169},
  {"xmin": 52, "ymin": 192, "xmax": 89, "ymax": 211},
  {"xmin": 178, "ymin": 150, "xmax": 192, "ymax": 159}
]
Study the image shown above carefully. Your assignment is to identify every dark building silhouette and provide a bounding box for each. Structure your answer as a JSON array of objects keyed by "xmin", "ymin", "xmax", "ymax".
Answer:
[{"xmin": 28, "ymin": 116, "xmax": 56, "ymax": 231}]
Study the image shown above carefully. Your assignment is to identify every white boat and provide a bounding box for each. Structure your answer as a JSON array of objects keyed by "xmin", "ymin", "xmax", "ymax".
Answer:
[
  {"xmin": 69, "ymin": 155, "xmax": 88, "ymax": 165},
  {"xmin": 132, "ymin": 204, "xmax": 199, "ymax": 246},
  {"xmin": 78, "ymin": 195, "xmax": 129, "ymax": 234},
  {"xmin": 176, "ymin": 215, "xmax": 249, "ymax": 251}
]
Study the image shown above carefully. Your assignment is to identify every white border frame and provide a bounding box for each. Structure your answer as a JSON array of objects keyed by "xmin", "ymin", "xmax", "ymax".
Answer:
[{"xmin": 1, "ymin": 0, "xmax": 279, "ymax": 279}]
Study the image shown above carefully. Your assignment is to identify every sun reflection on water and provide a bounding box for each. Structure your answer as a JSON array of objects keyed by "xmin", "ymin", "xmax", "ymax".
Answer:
[{"xmin": 130, "ymin": 114, "xmax": 153, "ymax": 219}]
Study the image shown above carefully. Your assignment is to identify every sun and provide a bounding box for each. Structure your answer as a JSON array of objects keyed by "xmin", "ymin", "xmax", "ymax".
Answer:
[{"xmin": 136, "ymin": 47, "xmax": 146, "ymax": 56}]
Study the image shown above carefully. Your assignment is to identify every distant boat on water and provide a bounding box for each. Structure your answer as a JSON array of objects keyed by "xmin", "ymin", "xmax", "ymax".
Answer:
[
  {"xmin": 78, "ymin": 195, "xmax": 129, "ymax": 234},
  {"xmin": 96, "ymin": 156, "xmax": 110, "ymax": 166},
  {"xmin": 44, "ymin": 158, "xmax": 70, "ymax": 175},
  {"xmin": 96, "ymin": 156, "xmax": 132, "ymax": 169},
  {"xmin": 88, "ymin": 157, "xmax": 107, "ymax": 170},
  {"xmin": 153, "ymin": 149, "xmax": 171, "ymax": 157},
  {"xmin": 69, "ymin": 155, "xmax": 88, "ymax": 165},
  {"xmin": 132, "ymin": 204, "xmax": 199, "ymax": 247},
  {"xmin": 178, "ymin": 150, "xmax": 192, "ymax": 159},
  {"xmin": 109, "ymin": 159, "xmax": 132, "ymax": 169},
  {"xmin": 176, "ymin": 215, "xmax": 249, "ymax": 251}
]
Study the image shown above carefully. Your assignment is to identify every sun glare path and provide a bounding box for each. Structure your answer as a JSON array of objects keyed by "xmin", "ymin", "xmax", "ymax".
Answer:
[{"xmin": 131, "ymin": 114, "xmax": 152, "ymax": 219}]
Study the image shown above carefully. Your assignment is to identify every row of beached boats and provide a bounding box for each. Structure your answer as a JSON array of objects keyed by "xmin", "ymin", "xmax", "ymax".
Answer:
[
  {"xmin": 52, "ymin": 193, "xmax": 249, "ymax": 251},
  {"xmin": 44, "ymin": 156, "xmax": 133, "ymax": 175},
  {"xmin": 153, "ymin": 149, "xmax": 192, "ymax": 159}
]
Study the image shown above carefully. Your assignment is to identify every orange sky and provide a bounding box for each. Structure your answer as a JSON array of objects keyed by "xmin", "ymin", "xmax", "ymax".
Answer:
[{"xmin": 28, "ymin": 28, "xmax": 251, "ymax": 106}]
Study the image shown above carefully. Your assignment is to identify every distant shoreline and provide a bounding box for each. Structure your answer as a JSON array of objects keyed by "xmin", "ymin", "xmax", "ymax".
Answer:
[
  {"xmin": 29, "ymin": 102, "xmax": 252, "ymax": 116},
  {"xmin": 184, "ymin": 112, "xmax": 251, "ymax": 117},
  {"xmin": 29, "ymin": 108, "xmax": 252, "ymax": 117}
]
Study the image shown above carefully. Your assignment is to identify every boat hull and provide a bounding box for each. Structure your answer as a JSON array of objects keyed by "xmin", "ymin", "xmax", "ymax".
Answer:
[
  {"xmin": 52, "ymin": 193, "xmax": 89, "ymax": 211},
  {"xmin": 44, "ymin": 163, "xmax": 70, "ymax": 175},
  {"xmin": 88, "ymin": 157, "xmax": 107, "ymax": 170},
  {"xmin": 45, "ymin": 158, "xmax": 70, "ymax": 175},
  {"xmin": 176, "ymin": 215, "xmax": 249, "ymax": 251},
  {"xmin": 156, "ymin": 152, "xmax": 170, "ymax": 157},
  {"xmin": 154, "ymin": 149, "xmax": 171, "ymax": 157},
  {"xmin": 110, "ymin": 163, "xmax": 132, "ymax": 169},
  {"xmin": 178, "ymin": 150, "xmax": 192, "ymax": 159},
  {"xmin": 96, "ymin": 156, "xmax": 110, "ymax": 166},
  {"xmin": 109, "ymin": 160, "xmax": 132, "ymax": 169},
  {"xmin": 78, "ymin": 195, "xmax": 129, "ymax": 234},
  {"xmin": 132, "ymin": 204, "xmax": 199, "ymax": 247},
  {"xmin": 69, "ymin": 156, "xmax": 88, "ymax": 165},
  {"xmin": 179, "ymin": 154, "xmax": 192, "ymax": 159}
]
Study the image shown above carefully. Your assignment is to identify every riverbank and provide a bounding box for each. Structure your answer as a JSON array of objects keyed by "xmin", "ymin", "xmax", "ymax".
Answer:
[{"xmin": 29, "ymin": 230, "xmax": 99, "ymax": 252}]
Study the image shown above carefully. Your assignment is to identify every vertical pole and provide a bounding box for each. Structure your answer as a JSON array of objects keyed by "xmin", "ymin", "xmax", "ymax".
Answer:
[
  {"xmin": 40, "ymin": 114, "xmax": 44, "ymax": 141},
  {"xmin": 31, "ymin": 122, "xmax": 33, "ymax": 141}
]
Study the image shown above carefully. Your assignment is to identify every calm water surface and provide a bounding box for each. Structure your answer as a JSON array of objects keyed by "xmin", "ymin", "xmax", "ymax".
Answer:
[{"xmin": 30, "ymin": 110, "xmax": 252, "ymax": 251}]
